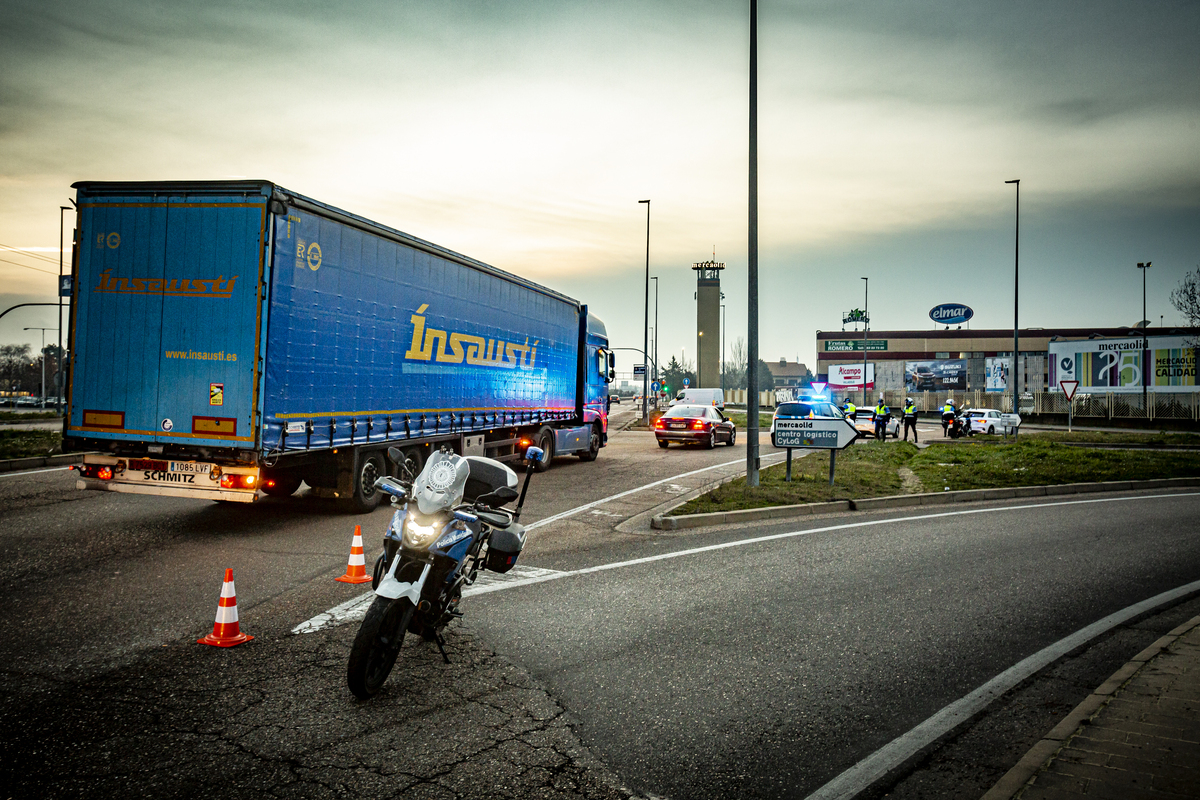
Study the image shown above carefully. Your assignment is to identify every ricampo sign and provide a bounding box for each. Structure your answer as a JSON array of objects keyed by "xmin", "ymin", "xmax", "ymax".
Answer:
[{"xmin": 929, "ymin": 303, "xmax": 974, "ymax": 325}]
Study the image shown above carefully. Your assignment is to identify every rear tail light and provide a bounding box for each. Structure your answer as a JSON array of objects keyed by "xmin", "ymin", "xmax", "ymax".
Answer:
[
  {"xmin": 653, "ymin": 419, "xmax": 665, "ymax": 429},
  {"xmin": 220, "ymin": 474, "xmax": 258, "ymax": 490},
  {"xmin": 691, "ymin": 420, "xmax": 707, "ymax": 430},
  {"xmin": 76, "ymin": 464, "xmax": 114, "ymax": 480}
]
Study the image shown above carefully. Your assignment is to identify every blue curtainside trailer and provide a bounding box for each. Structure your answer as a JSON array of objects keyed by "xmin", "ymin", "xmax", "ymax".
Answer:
[{"xmin": 65, "ymin": 181, "xmax": 614, "ymax": 511}]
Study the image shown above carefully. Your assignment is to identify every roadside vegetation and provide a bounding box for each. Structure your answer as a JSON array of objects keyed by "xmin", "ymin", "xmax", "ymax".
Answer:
[
  {"xmin": 0, "ymin": 430, "xmax": 62, "ymax": 460},
  {"xmin": 1024, "ymin": 429, "xmax": 1200, "ymax": 446},
  {"xmin": 0, "ymin": 411, "xmax": 62, "ymax": 422},
  {"xmin": 672, "ymin": 437, "xmax": 1200, "ymax": 515}
]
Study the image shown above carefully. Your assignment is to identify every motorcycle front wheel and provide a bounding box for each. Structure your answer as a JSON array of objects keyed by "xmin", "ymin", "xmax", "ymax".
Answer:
[{"xmin": 347, "ymin": 596, "xmax": 414, "ymax": 699}]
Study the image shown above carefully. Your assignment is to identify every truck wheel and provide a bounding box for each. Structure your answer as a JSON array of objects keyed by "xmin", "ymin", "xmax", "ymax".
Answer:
[
  {"xmin": 344, "ymin": 452, "xmax": 384, "ymax": 513},
  {"xmin": 400, "ymin": 446, "xmax": 424, "ymax": 479},
  {"xmin": 578, "ymin": 425, "xmax": 601, "ymax": 461},
  {"xmin": 534, "ymin": 428, "xmax": 554, "ymax": 472}
]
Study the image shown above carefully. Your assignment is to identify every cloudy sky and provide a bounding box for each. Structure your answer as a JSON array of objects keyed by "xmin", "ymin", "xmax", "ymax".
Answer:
[{"xmin": 2, "ymin": 0, "xmax": 1198, "ymax": 375}]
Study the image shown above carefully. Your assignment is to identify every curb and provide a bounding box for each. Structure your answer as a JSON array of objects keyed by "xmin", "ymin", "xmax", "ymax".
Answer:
[
  {"xmin": 651, "ymin": 476, "xmax": 1200, "ymax": 530},
  {"xmin": 0, "ymin": 452, "xmax": 85, "ymax": 474},
  {"xmin": 981, "ymin": 613, "xmax": 1200, "ymax": 800}
]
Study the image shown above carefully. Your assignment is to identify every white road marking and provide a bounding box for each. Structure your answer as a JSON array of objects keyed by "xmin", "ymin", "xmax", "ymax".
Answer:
[
  {"xmin": 291, "ymin": 565, "xmax": 566, "ymax": 634},
  {"xmin": 293, "ymin": 453, "xmax": 785, "ymax": 634},
  {"xmin": 803, "ymin": 573, "xmax": 1200, "ymax": 800},
  {"xmin": 0, "ymin": 466, "xmax": 71, "ymax": 478}
]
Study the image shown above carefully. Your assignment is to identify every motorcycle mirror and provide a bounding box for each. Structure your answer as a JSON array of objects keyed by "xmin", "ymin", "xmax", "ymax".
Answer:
[
  {"xmin": 524, "ymin": 445, "xmax": 545, "ymax": 464},
  {"xmin": 386, "ymin": 446, "xmax": 403, "ymax": 465}
]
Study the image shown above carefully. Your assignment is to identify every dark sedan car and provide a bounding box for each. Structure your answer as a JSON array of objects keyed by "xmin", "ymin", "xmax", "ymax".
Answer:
[{"xmin": 653, "ymin": 404, "xmax": 736, "ymax": 449}]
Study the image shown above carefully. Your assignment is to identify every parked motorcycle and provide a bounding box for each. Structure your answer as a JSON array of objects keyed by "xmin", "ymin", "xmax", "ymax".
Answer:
[{"xmin": 347, "ymin": 444, "xmax": 542, "ymax": 699}]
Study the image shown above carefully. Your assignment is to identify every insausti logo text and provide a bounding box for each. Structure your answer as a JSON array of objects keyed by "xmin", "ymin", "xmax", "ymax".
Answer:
[
  {"xmin": 404, "ymin": 304, "xmax": 539, "ymax": 370},
  {"xmin": 93, "ymin": 270, "xmax": 237, "ymax": 298}
]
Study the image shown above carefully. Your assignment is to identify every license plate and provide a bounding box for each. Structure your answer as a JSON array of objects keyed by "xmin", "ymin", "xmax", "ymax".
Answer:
[
  {"xmin": 670, "ymin": 423, "xmax": 686, "ymax": 429},
  {"xmin": 171, "ymin": 462, "xmax": 212, "ymax": 474}
]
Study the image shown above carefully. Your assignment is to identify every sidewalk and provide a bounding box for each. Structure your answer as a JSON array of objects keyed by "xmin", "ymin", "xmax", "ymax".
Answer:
[{"xmin": 984, "ymin": 615, "xmax": 1200, "ymax": 799}]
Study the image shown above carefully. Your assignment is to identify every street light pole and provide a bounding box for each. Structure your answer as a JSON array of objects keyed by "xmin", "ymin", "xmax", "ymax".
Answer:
[
  {"xmin": 861, "ymin": 277, "xmax": 869, "ymax": 407},
  {"xmin": 721, "ymin": 303, "xmax": 726, "ymax": 397},
  {"xmin": 639, "ymin": 200, "xmax": 651, "ymax": 425},
  {"xmin": 746, "ymin": 0, "xmax": 760, "ymax": 487},
  {"xmin": 23, "ymin": 327, "xmax": 55, "ymax": 407},
  {"xmin": 1138, "ymin": 261, "xmax": 1152, "ymax": 407},
  {"xmin": 1005, "ymin": 179, "xmax": 1020, "ymax": 436},
  {"xmin": 650, "ymin": 276, "xmax": 659, "ymax": 382}
]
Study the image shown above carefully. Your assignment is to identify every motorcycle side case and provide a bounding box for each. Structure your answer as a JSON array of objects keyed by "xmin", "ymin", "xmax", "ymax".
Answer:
[{"xmin": 486, "ymin": 523, "xmax": 527, "ymax": 573}]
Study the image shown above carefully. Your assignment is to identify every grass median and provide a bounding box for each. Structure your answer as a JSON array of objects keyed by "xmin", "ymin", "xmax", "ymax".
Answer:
[
  {"xmin": 0, "ymin": 429, "xmax": 62, "ymax": 460},
  {"xmin": 671, "ymin": 437, "xmax": 1200, "ymax": 516}
]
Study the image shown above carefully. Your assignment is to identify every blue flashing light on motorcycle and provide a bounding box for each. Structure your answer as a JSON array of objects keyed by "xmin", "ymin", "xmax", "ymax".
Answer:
[{"xmin": 347, "ymin": 443, "xmax": 544, "ymax": 699}]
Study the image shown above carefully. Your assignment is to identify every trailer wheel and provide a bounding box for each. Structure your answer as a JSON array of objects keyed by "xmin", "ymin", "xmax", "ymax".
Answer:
[
  {"xmin": 578, "ymin": 424, "xmax": 601, "ymax": 461},
  {"xmin": 344, "ymin": 452, "xmax": 384, "ymax": 513},
  {"xmin": 534, "ymin": 428, "xmax": 554, "ymax": 472}
]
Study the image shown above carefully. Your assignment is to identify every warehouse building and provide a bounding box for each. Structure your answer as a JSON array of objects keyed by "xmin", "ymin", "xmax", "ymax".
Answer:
[{"xmin": 816, "ymin": 326, "xmax": 1197, "ymax": 397}]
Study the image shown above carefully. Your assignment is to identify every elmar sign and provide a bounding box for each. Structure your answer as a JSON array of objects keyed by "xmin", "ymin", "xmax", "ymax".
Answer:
[{"xmin": 929, "ymin": 304, "xmax": 974, "ymax": 325}]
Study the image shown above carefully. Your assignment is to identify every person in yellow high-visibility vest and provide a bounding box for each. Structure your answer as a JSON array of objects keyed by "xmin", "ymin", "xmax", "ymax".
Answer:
[{"xmin": 902, "ymin": 398, "xmax": 918, "ymax": 442}]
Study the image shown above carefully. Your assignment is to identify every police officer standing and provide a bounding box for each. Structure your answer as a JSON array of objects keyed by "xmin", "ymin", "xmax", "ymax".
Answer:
[
  {"xmin": 902, "ymin": 397, "xmax": 918, "ymax": 442},
  {"xmin": 842, "ymin": 398, "xmax": 857, "ymax": 422},
  {"xmin": 874, "ymin": 396, "xmax": 889, "ymax": 439}
]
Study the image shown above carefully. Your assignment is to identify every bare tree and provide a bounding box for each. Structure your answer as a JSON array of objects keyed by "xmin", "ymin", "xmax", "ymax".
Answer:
[
  {"xmin": 1, "ymin": 344, "xmax": 32, "ymax": 394},
  {"xmin": 723, "ymin": 336, "xmax": 748, "ymax": 390},
  {"xmin": 1170, "ymin": 266, "xmax": 1200, "ymax": 345}
]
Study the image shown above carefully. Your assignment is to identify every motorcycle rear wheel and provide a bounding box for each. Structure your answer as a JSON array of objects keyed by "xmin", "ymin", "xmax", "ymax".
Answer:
[{"xmin": 348, "ymin": 596, "xmax": 414, "ymax": 699}]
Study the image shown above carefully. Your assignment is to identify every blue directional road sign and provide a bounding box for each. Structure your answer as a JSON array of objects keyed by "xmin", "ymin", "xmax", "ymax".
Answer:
[
  {"xmin": 651, "ymin": 381, "xmax": 660, "ymax": 392},
  {"xmin": 683, "ymin": 378, "xmax": 690, "ymax": 387}
]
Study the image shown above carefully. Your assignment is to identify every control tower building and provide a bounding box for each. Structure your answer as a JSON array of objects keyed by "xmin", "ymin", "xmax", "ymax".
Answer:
[{"xmin": 692, "ymin": 258, "xmax": 724, "ymax": 389}]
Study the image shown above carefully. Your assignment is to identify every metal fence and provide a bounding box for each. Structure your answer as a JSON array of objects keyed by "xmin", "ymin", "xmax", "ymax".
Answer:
[{"xmin": 823, "ymin": 389, "xmax": 1200, "ymax": 422}]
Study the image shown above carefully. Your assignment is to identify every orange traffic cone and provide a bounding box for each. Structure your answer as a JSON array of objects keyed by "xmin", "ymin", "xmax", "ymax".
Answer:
[
  {"xmin": 197, "ymin": 568, "xmax": 254, "ymax": 647},
  {"xmin": 335, "ymin": 525, "xmax": 373, "ymax": 584}
]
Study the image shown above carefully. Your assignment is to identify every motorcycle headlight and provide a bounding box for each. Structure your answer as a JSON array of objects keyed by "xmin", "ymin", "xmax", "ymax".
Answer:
[{"xmin": 402, "ymin": 513, "xmax": 444, "ymax": 549}]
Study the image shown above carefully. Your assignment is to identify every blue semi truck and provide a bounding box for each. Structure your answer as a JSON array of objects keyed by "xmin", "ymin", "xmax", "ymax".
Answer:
[{"xmin": 64, "ymin": 181, "xmax": 614, "ymax": 511}]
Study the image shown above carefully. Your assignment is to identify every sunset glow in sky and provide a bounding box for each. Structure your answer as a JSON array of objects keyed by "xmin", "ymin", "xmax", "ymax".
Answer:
[{"xmin": 2, "ymin": 1, "xmax": 1198, "ymax": 372}]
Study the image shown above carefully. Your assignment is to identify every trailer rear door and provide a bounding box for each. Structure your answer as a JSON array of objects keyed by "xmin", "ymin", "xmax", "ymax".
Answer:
[{"xmin": 68, "ymin": 194, "xmax": 267, "ymax": 448}]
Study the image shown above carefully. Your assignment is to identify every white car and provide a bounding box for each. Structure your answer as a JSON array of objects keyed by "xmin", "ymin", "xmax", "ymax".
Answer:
[{"xmin": 964, "ymin": 408, "xmax": 1004, "ymax": 435}]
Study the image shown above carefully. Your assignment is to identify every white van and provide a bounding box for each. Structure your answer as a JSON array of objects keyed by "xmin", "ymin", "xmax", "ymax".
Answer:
[{"xmin": 671, "ymin": 387, "xmax": 724, "ymax": 410}]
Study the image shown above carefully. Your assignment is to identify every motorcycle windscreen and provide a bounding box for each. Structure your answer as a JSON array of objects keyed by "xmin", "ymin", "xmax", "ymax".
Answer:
[{"xmin": 69, "ymin": 199, "xmax": 266, "ymax": 446}]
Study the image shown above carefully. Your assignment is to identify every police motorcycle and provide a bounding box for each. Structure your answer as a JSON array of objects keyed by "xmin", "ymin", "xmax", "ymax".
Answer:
[
  {"xmin": 947, "ymin": 407, "xmax": 976, "ymax": 439},
  {"xmin": 347, "ymin": 444, "xmax": 542, "ymax": 699}
]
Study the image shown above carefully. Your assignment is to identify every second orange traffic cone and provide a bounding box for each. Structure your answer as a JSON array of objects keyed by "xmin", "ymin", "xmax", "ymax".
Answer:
[
  {"xmin": 335, "ymin": 525, "xmax": 372, "ymax": 584},
  {"xmin": 197, "ymin": 568, "xmax": 254, "ymax": 647}
]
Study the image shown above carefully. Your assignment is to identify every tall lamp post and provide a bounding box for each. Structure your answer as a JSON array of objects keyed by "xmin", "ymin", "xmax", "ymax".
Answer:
[
  {"xmin": 720, "ymin": 303, "xmax": 726, "ymax": 396},
  {"xmin": 650, "ymin": 276, "xmax": 659, "ymax": 387},
  {"xmin": 1138, "ymin": 261, "xmax": 1152, "ymax": 408},
  {"xmin": 1005, "ymin": 179, "xmax": 1020, "ymax": 434},
  {"xmin": 861, "ymin": 277, "xmax": 869, "ymax": 406},
  {"xmin": 59, "ymin": 204, "xmax": 72, "ymax": 413},
  {"xmin": 23, "ymin": 327, "xmax": 56, "ymax": 407},
  {"xmin": 746, "ymin": 0, "xmax": 760, "ymax": 487},
  {"xmin": 639, "ymin": 200, "xmax": 651, "ymax": 424}
]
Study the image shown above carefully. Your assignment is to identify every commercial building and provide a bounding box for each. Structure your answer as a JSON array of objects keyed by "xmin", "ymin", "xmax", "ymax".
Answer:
[{"xmin": 816, "ymin": 326, "xmax": 1197, "ymax": 397}]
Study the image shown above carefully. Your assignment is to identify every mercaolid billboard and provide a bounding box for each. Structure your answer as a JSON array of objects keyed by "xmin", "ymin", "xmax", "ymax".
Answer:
[{"xmin": 1048, "ymin": 335, "xmax": 1197, "ymax": 393}]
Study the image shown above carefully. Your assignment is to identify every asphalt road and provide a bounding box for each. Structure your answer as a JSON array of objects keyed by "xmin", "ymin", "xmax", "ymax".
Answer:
[
  {"xmin": 2, "ymin": 417, "xmax": 1199, "ymax": 799},
  {"xmin": 464, "ymin": 490, "xmax": 1200, "ymax": 799}
]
